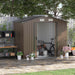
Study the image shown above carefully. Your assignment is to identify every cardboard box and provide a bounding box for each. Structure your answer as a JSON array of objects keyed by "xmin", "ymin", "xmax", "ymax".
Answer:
[{"xmin": 10, "ymin": 52, "xmax": 15, "ymax": 56}]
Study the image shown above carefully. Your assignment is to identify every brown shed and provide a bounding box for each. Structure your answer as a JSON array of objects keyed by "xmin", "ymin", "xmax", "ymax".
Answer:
[{"xmin": 14, "ymin": 16, "xmax": 67, "ymax": 58}]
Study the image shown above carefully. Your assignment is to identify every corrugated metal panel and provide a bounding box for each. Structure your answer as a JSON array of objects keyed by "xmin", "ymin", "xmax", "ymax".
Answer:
[
  {"xmin": 22, "ymin": 22, "xmax": 34, "ymax": 57},
  {"xmin": 54, "ymin": 19, "xmax": 67, "ymax": 56},
  {"xmin": 14, "ymin": 22, "xmax": 24, "ymax": 51}
]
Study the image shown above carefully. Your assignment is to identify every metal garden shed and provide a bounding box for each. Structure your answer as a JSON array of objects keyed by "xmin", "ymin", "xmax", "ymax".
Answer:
[{"xmin": 14, "ymin": 15, "xmax": 67, "ymax": 58}]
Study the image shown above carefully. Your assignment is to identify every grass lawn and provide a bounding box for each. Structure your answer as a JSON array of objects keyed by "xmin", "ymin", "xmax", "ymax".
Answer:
[{"xmin": 11, "ymin": 68, "xmax": 75, "ymax": 75}]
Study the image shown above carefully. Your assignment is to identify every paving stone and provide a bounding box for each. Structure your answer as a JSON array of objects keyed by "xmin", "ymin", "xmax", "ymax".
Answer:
[{"xmin": 0, "ymin": 57, "xmax": 75, "ymax": 74}]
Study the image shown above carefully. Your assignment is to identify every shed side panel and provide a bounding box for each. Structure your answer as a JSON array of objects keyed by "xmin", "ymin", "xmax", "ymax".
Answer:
[
  {"xmin": 14, "ymin": 22, "xmax": 24, "ymax": 51},
  {"xmin": 56, "ymin": 20, "xmax": 67, "ymax": 56},
  {"xmin": 23, "ymin": 22, "xmax": 34, "ymax": 57}
]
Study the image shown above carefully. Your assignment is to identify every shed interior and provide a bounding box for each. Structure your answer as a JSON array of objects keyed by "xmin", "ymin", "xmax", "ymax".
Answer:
[{"xmin": 37, "ymin": 22, "xmax": 55, "ymax": 57}]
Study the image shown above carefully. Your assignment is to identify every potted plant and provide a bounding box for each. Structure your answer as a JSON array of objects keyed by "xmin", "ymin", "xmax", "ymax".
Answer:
[
  {"xmin": 60, "ymin": 50, "xmax": 64, "ymax": 59},
  {"xmin": 71, "ymin": 43, "xmax": 75, "ymax": 55},
  {"xmin": 30, "ymin": 53, "xmax": 35, "ymax": 60},
  {"xmin": 17, "ymin": 51, "xmax": 23, "ymax": 60},
  {"xmin": 63, "ymin": 45, "xmax": 71, "ymax": 58},
  {"xmin": 44, "ymin": 50, "xmax": 47, "ymax": 57},
  {"xmin": 26, "ymin": 55, "xmax": 30, "ymax": 60}
]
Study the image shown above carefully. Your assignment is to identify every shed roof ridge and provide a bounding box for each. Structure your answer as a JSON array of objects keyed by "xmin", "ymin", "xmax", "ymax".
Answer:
[
  {"xmin": 14, "ymin": 16, "xmax": 42, "ymax": 22},
  {"xmin": 14, "ymin": 15, "xmax": 67, "ymax": 23}
]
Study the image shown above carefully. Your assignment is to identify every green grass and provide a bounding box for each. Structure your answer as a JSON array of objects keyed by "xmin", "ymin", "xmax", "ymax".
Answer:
[{"xmin": 11, "ymin": 68, "xmax": 75, "ymax": 75}]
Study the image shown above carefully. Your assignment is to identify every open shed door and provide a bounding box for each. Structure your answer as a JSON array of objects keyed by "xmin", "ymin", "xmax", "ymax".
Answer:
[
  {"xmin": 36, "ymin": 22, "xmax": 55, "ymax": 57},
  {"xmin": 37, "ymin": 22, "xmax": 55, "ymax": 42}
]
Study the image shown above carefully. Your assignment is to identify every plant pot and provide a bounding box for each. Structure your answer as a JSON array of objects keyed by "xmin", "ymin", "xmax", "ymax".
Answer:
[
  {"xmin": 60, "ymin": 55, "xmax": 63, "ymax": 59},
  {"xmin": 37, "ymin": 51, "xmax": 39, "ymax": 56},
  {"xmin": 44, "ymin": 51, "xmax": 47, "ymax": 57},
  {"xmin": 26, "ymin": 57, "xmax": 29, "ymax": 60},
  {"xmin": 17, "ymin": 55, "xmax": 22, "ymax": 60},
  {"xmin": 72, "ymin": 50, "xmax": 75, "ymax": 55},
  {"xmin": 31, "ymin": 57, "xmax": 34, "ymax": 60},
  {"xmin": 65, "ymin": 52, "xmax": 69, "ymax": 58}
]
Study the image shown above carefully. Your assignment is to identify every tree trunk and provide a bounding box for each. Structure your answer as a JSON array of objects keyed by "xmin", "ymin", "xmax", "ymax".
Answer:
[
  {"xmin": 54, "ymin": 11, "xmax": 57, "ymax": 17},
  {"xmin": 10, "ymin": 12, "xmax": 13, "ymax": 16},
  {"xmin": 10, "ymin": 0, "xmax": 13, "ymax": 17}
]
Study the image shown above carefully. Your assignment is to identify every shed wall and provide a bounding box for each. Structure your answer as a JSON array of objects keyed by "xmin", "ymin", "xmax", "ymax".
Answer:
[
  {"xmin": 54, "ymin": 19, "xmax": 67, "ymax": 56},
  {"xmin": 23, "ymin": 22, "xmax": 34, "ymax": 57},
  {"xmin": 14, "ymin": 22, "xmax": 24, "ymax": 52}
]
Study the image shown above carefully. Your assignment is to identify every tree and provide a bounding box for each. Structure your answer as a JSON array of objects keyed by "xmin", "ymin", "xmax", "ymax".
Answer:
[
  {"xmin": 0, "ymin": 0, "xmax": 75, "ymax": 19},
  {"xmin": 0, "ymin": 0, "xmax": 33, "ymax": 17},
  {"xmin": 0, "ymin": 0, "xmax": 62, "ymax": 17},
  {"xmin": 38, "ymin": 0, "xmax": 62, "ymax": 17},
  {"xmin": 61, "ymin": 0, "xmax": 75, "ymax": 19},
  {"xmin": 39, "ymin": 0, "xmax": 75, "ymax": 19},
  {"xmin": 68, "ymin": 26, "xmax": 75, "ymax": 46},
  {"xmin": 0, "ymin": 0, "xmax": 45, "ymax": 17}
]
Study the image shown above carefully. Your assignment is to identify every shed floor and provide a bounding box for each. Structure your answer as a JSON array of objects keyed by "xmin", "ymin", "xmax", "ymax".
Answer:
[{"xmin": 0, "ymin": 56, "xmax": 75, "ymax": 75}]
